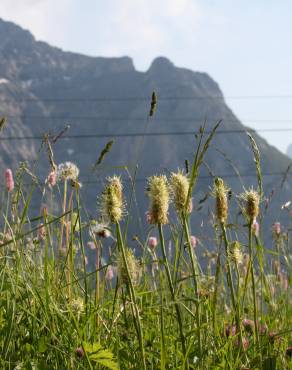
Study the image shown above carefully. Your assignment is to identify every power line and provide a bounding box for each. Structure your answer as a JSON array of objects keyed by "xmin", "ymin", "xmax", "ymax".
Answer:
[
  {"xmin": 0, "ymin": 128, "xmax": 291, "ymax": 141},
  {"xmin": 6, "ymin": 170, "xmax": 292, "ymax": 190},
  {"xmin": 2, "ymin": 95, "xmax": 292, "ymax": 103},
  {"xmin": 2, "ymin": 115, "xmax": 292, "ymax": 124}
]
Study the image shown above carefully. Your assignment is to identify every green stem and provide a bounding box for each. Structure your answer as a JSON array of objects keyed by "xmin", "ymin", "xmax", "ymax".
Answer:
[
  {"xmin": 158, "ymin": 223, "xmax": 188, "ymax": 366},
  {"xmin": 181, "ymin": 213, "xmax": 202, "ymax": 359},
  {"xmin": 248, "ymin": 223, "xmax": 260, "ymax": 354},
  {"xmin": 221, "ymin": 223, "xmax": 244, "ymax": 352},
  {"xmin": 116, "ymin": 222, "xmax": 146, "ymax": 370}
]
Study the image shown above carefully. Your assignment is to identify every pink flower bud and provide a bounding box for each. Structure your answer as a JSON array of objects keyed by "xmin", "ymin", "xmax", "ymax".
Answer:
[
  {"xmin": 106, "ymin": 265, "xmax": 114, "ymax": 281},
  {"xmin": 146, "ymin": 211, "xmax": 153, "ymax": 224},
  {"xmin": 87, "ymin": 241, "xmax": 96, "ymax": 250},
  {"xmin": 190, "ymin": 235, "xmax": 197, "ymax": 248},
  {"xmin": 75, "ymin": 347, "xmax": 84, "ymax": 358},
  {"xmin": 47, "ymin": 171, "xmax": 56, "ymax": 187},
  {"xmin": 5, "ymin": 169, "xmax": 14, "ymax": 192},
  {"xmin": 252, "ymin": 221, "xmax": 259, "ymax": 237},
  {"xmin": 148, "ymin": 236, "xmax": 158, "ymax": 249},
  {"xmin": 38, "ymin": 223, "xmax": 46, "ymax": 240}
]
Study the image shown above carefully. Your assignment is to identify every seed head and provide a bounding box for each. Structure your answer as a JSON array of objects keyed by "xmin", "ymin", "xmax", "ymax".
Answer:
[
  {"xmin": 57, "ymin": 162, "xmax": 79, "ymax": 181},
  {"xmin": 230, "ymin": 241, "xmax": 243, "ymax": 265},
  {"xmin": 240, "ymin": 189, "xmax": 260, "ymax": 223},
  {"xmin": 147, "ymin": 175, "xmax": 169, "ymax": 225},
  {"xmin": 170, "ymin": 171, "xmax": 192, "ymax": 214},
  {"xmin": 90, "ymin": 220, "xmax": 111, "ymax": 238},
  {"xmin": 212, "ymin": 178, "xmax": 229, "ymax": 224},
  {"xmin": 5, "ymin": 169, "xmax": 14, "ymax": 192},
  {"xmin": 117, "ymin": 248, "xmax": 140, "ymax": 286},
  {"xmin": 100, "ymin": 176, "xmax": 124, "ymax": 223}
]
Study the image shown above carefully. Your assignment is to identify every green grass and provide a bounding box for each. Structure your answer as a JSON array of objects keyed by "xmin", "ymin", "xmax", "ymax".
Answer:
[{"xmin": 0, "ymin": 126, "xmax": 292, "ymax": 370}]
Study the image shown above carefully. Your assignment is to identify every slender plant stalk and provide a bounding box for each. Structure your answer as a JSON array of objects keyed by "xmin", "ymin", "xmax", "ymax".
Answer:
[
  {"xmin": 158, "ymin": 223, "xmax": 188, "ymax": 367},
  {"xmin": 221, "ymin": 223, "xmax": 244, "ymax": 351},
  {"xmin": 181, "ymin": 212, "xmax": 202, "ymax": 359},
  {"xmin": 248, "ymin": 222, "xmax": 260, "ymax": 354},
  {"xmin": 116, "ymin": 222, "xmax": 146, "ymax": 370}
]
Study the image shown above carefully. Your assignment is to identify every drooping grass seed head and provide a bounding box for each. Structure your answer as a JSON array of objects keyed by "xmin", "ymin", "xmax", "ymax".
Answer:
[
  {"xmin": 240, "ymin": 189, "xmax": 260, "ymax": 223},
  {"xmin": 212, "ymin": 177, "xmax": 229, "ymax": 224},
  {"xmin": 147, "ymin": 175, "xmax": 169, "ymax": 225},
  {"xmin": 100, "ymin": 176, "xmax": 124, "ymax": 223},
  {"xmin": 170, "ymin": 170, "xmax": 192, "ymax": 214}
]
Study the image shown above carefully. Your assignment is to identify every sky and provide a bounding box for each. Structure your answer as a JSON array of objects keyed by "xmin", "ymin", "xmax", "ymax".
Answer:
[{"xmin": 2, "ymin": 0, "xmax": 292, "ymax": 155}]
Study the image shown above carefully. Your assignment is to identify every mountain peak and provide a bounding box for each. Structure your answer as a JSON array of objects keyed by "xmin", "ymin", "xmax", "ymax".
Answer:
[{"xmin": 148, "ymin": 57, "xmax": 175, "ymax": 72}]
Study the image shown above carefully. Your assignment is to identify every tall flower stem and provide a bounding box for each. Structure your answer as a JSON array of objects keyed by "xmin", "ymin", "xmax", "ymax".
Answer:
[
  {"xmin": 116, "ymin": 222, "xmax": 146, "ymax": 370},
  {"xmin": 248, "ymin": 222, "xmax": 260, "ymax": 354},
  {"xmin": 158, "ymin": 223, "xmax": 188, "ymax": 366},
  {"xmin": 181, "ymin": 212, "xmax": 202, "ymax": 359}
]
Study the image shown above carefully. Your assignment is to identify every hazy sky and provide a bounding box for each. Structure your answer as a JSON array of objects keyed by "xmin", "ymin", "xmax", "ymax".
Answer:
[{"xmin": 2, "ymin": 0, "xmax": 292, "ymax": 154}]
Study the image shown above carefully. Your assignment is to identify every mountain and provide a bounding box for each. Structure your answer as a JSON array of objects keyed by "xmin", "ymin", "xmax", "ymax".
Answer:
[
  {"xmin": 287, "ymin": 144, "xmax": 292, "ymax": 159},
  {"xmin": 0, "ymin": 18, "xmax": 291, "ymax": 244}
]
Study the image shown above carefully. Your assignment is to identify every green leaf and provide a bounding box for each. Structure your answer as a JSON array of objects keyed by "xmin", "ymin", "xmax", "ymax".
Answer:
[{"xmin": 83, "ymin": 342, "xmax": 118, "ymax": 370}]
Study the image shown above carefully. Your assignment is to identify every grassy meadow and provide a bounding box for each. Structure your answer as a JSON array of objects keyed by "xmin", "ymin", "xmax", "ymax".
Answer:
[{"xmin": 0, "ymin": 116, "xmax": 292, "ymax": 370}]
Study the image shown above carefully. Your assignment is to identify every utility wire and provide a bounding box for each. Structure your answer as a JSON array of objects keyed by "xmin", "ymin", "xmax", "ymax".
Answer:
[
  {"xmin": 2, "ymin": 95, "xmax": 292, "ymax": 103},
  {"xmin": 2, "ymin": 115, "xmax": 292, "ymax": 124},
  {"xmin": 0, "ymin": 128, "xmax": 291, "ymax": 141}
]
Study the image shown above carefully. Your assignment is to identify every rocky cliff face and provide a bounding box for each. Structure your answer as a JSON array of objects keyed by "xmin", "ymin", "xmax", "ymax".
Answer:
[{"xmin": 0, "ymin": 18, "xmax": 291, "ymax": 241}]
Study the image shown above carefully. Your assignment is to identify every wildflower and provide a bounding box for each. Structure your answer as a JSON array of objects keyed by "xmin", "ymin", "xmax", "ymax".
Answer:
[
  {"xmin": 117, "ymin": 248, "xmax": 140, "ymax": 286},
  {"xmin": 224, "ymin": 324, "xmax": 236, "ymax": 338},
  {"xmin": 146, "ymin": 175, "xmax": 169, "ymax": 225},
  {"xmin": 148, "ymin": 236, "xmax": 158, "ymax": 249},
  {"xmin": 212, "ymin": 178, "xmax": 229, "ymax": 224},
  {"xmin": 235, "ymin": 336, "xmax": 249, "ymax": 351},
  {"xmin": 47, "ymin": 171, "xmax": 56, "ymax": 187},
  {"xmin": 5, "ymin": 169, "xmax": 14, "ymax": 192},
  {"xmin": 38, "ymin": 223, "xmax": 46, "ymax": 240},
  {"xmin": 240, "ymin": 189, "xmax": 260, "ymax": 223},
  {"xmin": 75, "ymin": 347, "xmax": 84, "ymax": 358},
  {"xmin": 269, "ymin": 331, "xmax": 281, "ymax": 343},
  {"xmin": 252, "ymin": 220, "xmax": 259, "ymax": 237},
  {"xmin": 170, "ymin": 170, "xmax": 192, "ymax": 214},
  {"xmin": 105, "ymin": 265, "xmax": 114, "ymax": 281},
  {"xmin": 190, "ymin": 235, "xmax": 197, "ymax": 248},
  {"xmin": 259, "ymin": 323, "xmax": 268, "ymax": 335},
  {"xmin": 100, "ymin": 176, "xmax": 124, "ymax": 223},
  {"xmin": 242, "ymin": 318, "xmax": 254, "ymax": 333},
  {"xmin": 90, "ymin": 221, "xmax": 111, "ymax": 238},
  {"xmin": 70, "ymin": 298, "xmax": 84, "ymax": 319},
  {"xmin": 272, "ymin": 222, "xmax": 281, "ymax": 237},
  {"xmin": 56, "ymin": 162, "xmax": 79, "ymax": 181}
]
